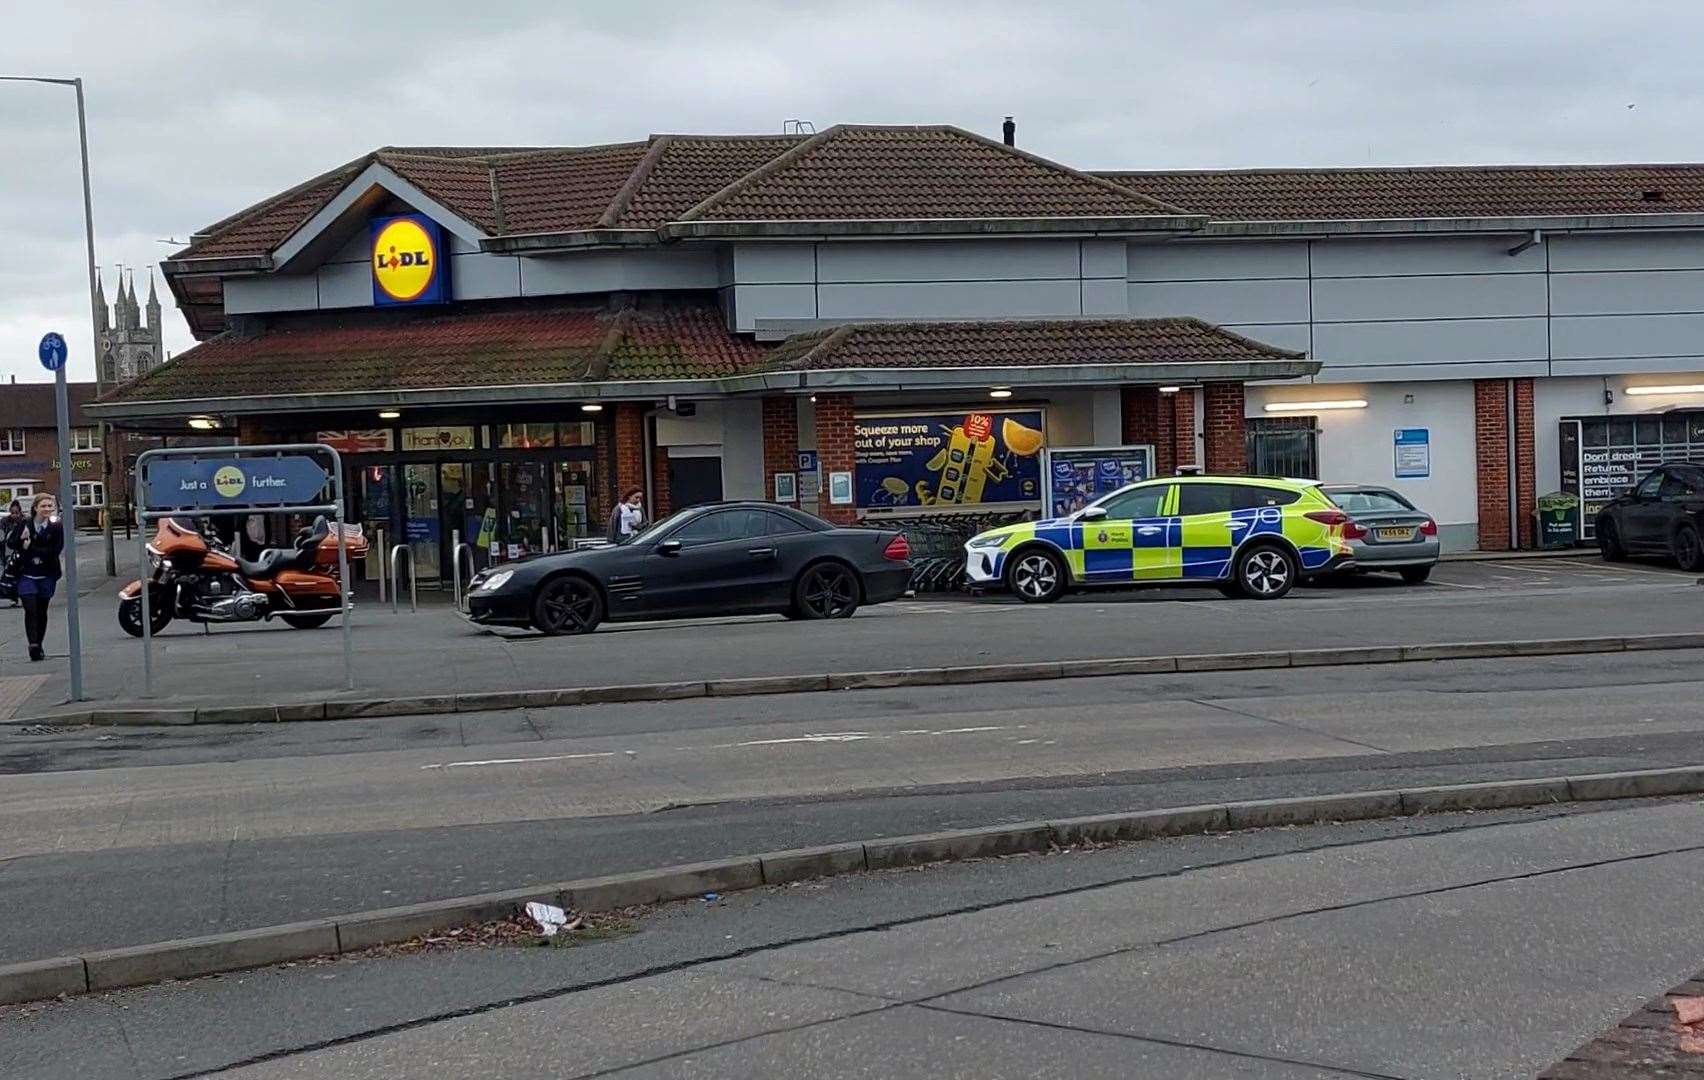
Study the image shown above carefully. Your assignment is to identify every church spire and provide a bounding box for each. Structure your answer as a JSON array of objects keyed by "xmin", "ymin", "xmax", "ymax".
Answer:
[
  {"xmin": 95, "ymin": 273, "xmax": 108, "ymax": 332},
  {"xmin": 146, "ymin": 269, "xmax": 161, "ymax": 331}
]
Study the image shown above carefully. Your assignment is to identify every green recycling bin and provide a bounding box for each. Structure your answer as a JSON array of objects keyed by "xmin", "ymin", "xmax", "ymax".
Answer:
[{"xmin": 1536, "ymin": 491, "xmax": 1580, "ymax": 550}]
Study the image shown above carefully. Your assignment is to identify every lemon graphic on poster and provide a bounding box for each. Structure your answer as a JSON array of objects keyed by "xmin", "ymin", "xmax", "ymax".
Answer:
[
  {"xmin": 212, "ymin": 466, "xmax": 247, "ymax": 499},
  {"xmin": 1001, "ymin": 418, "xmax": 1044, "ymax": 456}
]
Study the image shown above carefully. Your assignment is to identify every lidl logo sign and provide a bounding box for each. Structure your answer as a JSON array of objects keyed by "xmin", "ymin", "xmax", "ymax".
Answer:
[
  {"xmin": 212, "ymin": 466, "xmax": 247, "ymax": 499},
  {"xmin": 371, "ymin": 214, "xmax": 449, "ymax": 306}
]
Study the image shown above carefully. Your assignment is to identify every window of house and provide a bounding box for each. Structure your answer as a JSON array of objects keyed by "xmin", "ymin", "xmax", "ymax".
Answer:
[
  {"xmin": 0, "ymin": 430, "xmax": 23, "ymax": 455},
  {"xmin": 1246, "ymin": 417, "xmax": 1318, "ymax": 479},
  {"xmin": 73, "ymin": 480, "xmax": 105, "ymax": 508},
  {"xmin": 70, "ymin": 427, "xmax": 100, "ymax": 453}
]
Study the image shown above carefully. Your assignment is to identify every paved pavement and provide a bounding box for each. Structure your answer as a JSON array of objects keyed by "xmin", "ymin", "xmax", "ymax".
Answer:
[
  {"xmin": 6, "ymin": 798, "xmax": 1702, "ymax": 1079},
  {"xmin": 3, "ymin": 648, "xmax": 1703, "ymax": 963},
  {"xmin": 1, "ymin": 554, "xmax": 1696, "ymax": 718}
]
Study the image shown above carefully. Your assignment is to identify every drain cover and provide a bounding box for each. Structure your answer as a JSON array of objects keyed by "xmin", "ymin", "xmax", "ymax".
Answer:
[{"xmin": 15, "ymin": 724, "xmax": 73, "ymax": 735}]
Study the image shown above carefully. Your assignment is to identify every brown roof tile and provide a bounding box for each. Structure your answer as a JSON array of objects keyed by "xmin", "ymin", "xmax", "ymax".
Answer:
[
  {"xmin": 607, "ymin": 135, "xmax": 806, "ymax": 228},
  {"xmin": 100, "ymin": 299, "xmax": 764, "ymax": 404},
  {"xmin": 682, "ymin": 125, "xmax": 1185, "ymax": 221},
  {"xmin": 497, "ymin": 142, "xmax": 651, "ymax": 233},
  {"xmin": 1100, "ymin": 164, "xmax": 1704, "ymax": 221},
  {"xmin": 759, "ymin": 318, "xmax": 1301, "ymax": 372},
  {"xmin": 376, "ymin": 153, "xmax": 501, "ymax": 233},
  {"xmin": 0, "ymin": 382, "xmax": 99, "ymax": 427}
]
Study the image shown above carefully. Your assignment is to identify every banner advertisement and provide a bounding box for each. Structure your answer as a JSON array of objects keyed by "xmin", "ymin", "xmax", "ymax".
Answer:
[
  {"xmin": 854, "ymin": 409, "xmax": 1045, "ymax": 509},
  {"xmin": 1042, "ymin": 446, "xmax": 1153, "ymax": 517},
  {"xmin": 1558, "ymin": 412, "xmax": 1704, "ymax": 539}
]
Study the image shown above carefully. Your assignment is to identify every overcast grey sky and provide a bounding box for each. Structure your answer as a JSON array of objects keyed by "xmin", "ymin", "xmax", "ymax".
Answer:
[{"xmin": 1, "ymin": 0, "xmax": 1698, "ymax": 383}]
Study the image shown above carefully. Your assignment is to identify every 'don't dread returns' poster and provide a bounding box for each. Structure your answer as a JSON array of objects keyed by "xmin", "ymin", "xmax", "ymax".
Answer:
[{"xmin": 854, "ymin": 410, "xmax": 1045, "ymax": 509}]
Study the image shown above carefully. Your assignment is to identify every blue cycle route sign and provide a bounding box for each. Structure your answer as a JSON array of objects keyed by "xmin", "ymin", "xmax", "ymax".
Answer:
[
  {"xmin": 143, "ymin": 455, "xmax": 331, "ymax": 511},
  {"xmin": 38, "ymin": 332, "xmax": 67, "ymax": 372}
]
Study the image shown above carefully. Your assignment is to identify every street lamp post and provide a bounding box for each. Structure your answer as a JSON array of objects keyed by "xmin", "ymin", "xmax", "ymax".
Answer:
[{"xmin": 1, "ymin": 75, "xmax": 116, "ymax": 578}]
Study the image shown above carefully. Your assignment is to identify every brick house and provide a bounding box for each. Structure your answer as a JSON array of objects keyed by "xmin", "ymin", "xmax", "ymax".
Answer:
[{"xmin": 0, "ymin": 381, "xmax": 149, "ymax": 529}]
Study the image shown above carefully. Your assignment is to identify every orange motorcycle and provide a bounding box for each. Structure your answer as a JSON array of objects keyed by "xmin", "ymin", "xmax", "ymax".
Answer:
[{"xmin": 118, "ymin": 516, "xmax": 368, "ymax": 637}]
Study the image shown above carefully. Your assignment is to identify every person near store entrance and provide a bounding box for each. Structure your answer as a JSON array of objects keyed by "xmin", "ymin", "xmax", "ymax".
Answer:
[
  {"xmin": 607, "ymin": 487, "xmax": 645, "ymax": 544},
  {"xmin": 0, "ymin": 501, "xmax": 25, "ymax": 608},
  {"xmin": 10, "ymin": 494, "xmax": 63, "ymax": 662}
]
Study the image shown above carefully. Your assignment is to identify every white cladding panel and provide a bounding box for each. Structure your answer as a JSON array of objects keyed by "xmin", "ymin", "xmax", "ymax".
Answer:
[
  {"xmin": 814, "ymin": 239, "xmax": 1082, "ymax": 283},
  {"xmin": 1548, "ymin": 270, "xmax": 1704, "ymax": 316},
  {"xmin": 1128, "ymin": 240, "xmax": 1310, "ymax": 281},
  {"xmin": 1547, "ymin": 232, "xmax": 1704, "ymax": 272},
  {"xmin": 1311, "ymin": 273, "xmax": 1547, "ymax": 322},
  {"xmin": 1313, "ymin": 318, "xmax": 1550, "ymax": 368},
  {"xmin": 719, "ymin": 399, "xmax": 765, "ymax": 500},
  {"xmin": 1127, "ymin": 278, "xmax": 1309, "ymax": 324},
  {"xmin": 731, "ymin": 244, "xmax": 814, "ymax": 284},
  {"xmin": 1220, "ymin": 323, "xmax": 1311, "ymax": 354},
  {"xmin": 816, "ymin": 280, "xmax": 1084, "ymax": 320},
  {"xmin": 224, "ymin": 274, "xmax": 317, "ymax": 314},
  {"xmin": 1080, "ymin": 279, "xmax": 1129, "ymax": 315},
  {"xmin": 1551, "ymin": 313, "xmax": 1704, "ymax": 360},
  {"xmin": 1309, "ymin": 237, "xmax": 1545, "ymax": 277},
  {"xmin": 729, "ymin": 284, "xmax": 817, "ymax": 331}
]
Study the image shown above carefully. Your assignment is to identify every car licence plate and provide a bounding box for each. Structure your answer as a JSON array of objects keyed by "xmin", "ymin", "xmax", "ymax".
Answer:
[{"xmin": 1375, "ymin": 526, "xmax": 1417, "ymax": 541}]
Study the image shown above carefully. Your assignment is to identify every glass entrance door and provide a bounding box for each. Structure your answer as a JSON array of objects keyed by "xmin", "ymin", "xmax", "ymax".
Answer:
[
  {"xmin": 499, "ymin": 461, "xmax": 550, "ymax": 559},
  {"xmin": 356, "ymin": 464, "xmax": 394, "ymax": 582},
  {"xmin": 402, "ymin": 462, "xmax": 441, "ymax": 582},
  {"xmin": 556, "ymin": 461, "xmax": 593, "ymax": 546}
]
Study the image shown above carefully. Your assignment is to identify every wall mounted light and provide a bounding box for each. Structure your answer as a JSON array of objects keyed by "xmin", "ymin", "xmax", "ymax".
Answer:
[
  {"xmin": 377, "ymin": 409, "xmax": 401, "ymax": 420},
  {"xmin": 580, "ymin": 403, "xmax": 604, "ymax": 413},
  {"xmin": 1625, "ymin": 384, "xmax": 1704, "ymax": 397},
  {"xmin": 1263, "ymin": 399, "xmax": 1367, "ymax": 413},
  {"xmin": 186, "ymin": 416, "xmax": 220, "ymax": 430},
  {"xmin": 989, "ymin": 387, "xmax": 1014, "ymax": 399},
  {"xmin": 1158, "ymin": 385, "xmax": 1181, "ymax": 394}
]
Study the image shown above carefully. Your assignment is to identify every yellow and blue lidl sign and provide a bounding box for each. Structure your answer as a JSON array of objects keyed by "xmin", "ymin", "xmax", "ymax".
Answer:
[{"xmin": 371, "ymin": 214, "xmax": 448, "ymax": 306}]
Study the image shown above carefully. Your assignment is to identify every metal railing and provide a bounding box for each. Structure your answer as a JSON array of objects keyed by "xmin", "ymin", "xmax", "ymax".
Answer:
[
  {"xmin": 450, "ymin": 529, "xmax": 476, "ymax": 613},
  {"xmin": 375, "ymin": 528, "xmax": 387, "ymax": 605},
  {"xmin": 389, "ymin": 543, "xmax": 417, "ymax": 614}
]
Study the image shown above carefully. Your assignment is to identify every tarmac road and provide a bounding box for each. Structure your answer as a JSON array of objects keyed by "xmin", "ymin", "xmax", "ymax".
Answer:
[
  {"xmin": 1, "ymin": 648, "xmax": 1702, "ymax": 964},
  {"xmin": 6, "ymin": 797, "xmax": 1702, "ymax": 1080}
]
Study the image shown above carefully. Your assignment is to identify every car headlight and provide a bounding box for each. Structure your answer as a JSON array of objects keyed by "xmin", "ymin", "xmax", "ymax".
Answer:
[
  {"xmin": 474, "ymin": 570, "xmax": 514, "ymax": 593},
  {"xmin": 967, "ymin": 534, "xmax": 1009, "ymax": 549}
]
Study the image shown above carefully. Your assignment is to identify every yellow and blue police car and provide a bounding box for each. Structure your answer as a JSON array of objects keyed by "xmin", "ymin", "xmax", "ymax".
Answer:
[{"xmin": 964, "ymin": 475, "xmax": 1356, "ymax": 602}]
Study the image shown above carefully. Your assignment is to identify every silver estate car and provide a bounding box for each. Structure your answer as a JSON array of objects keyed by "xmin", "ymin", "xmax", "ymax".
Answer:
[{"xmin": 1321, "ymin": 484, "xmax": 1441, "ymax": 583}]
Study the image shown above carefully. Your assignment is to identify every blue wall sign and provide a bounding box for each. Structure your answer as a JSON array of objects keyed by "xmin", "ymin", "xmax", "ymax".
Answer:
[
  {"xmin": 37, "ymin": 332, "xmax": 67, "ymax": 372},
  {"xmin": 1044, "ymin": 447, "xmax": 1153, "ymax": 517},
  {"xmin": 143, "ymin": 456, "xmax": 331, "ymax": 510},
  {"xmin": 1394, "ymin": 428, "xmax": 1431, "ymax": 479},
  {"xmin": 371, "ymin": 213, "xmax": 450, "ymax": 307},
  {"xmin": 854, "ymin": 409, "xmax": 1045, "ymax": 509},
  {"xmin": 796, "ymin": 450, "xmax": 819, "ymax": 473}
]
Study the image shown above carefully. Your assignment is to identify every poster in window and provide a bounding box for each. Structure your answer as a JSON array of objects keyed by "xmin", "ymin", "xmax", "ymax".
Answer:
[
  {"xmin": 854, "ymin": 409, "xmax": 1044, "ymax": 509},
  {"xmin": 1042, "ymin": 446, "xmax": 1153, "ymax": 518}
]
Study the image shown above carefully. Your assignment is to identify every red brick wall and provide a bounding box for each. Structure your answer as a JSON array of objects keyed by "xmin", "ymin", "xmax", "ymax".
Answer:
[
  {"xmin": 1514, "ymin": 377, "xmax": 1536, "ymax": 549},
  {"xmin": 1171, "ymin": 387, "xmax": 1198, "ymax": 472},
  {"xmin": 762, "ymin": 396, "xmax": 799, "ymax": 503},
  {"xmin": 1202, "ymin": 383, "xmax": 1246, "ymax": 474},
  {"xmin": 612, "ymin": 404, "xmax": 647, "ymax": 512},
  {"xmin": 1474, "ymin": 379, "xmax": 1512, "ymax": 551},
  {"xmin": 1120, "ymin": 385, "xmax": 1169, "ymax": 476},
  {"xmin": 650, "ymin": 444, "xmax": 671, "ymax": 519},
  {"xmin": 813, "ymin": 393, "xmax": 856, "ymax": 525}
]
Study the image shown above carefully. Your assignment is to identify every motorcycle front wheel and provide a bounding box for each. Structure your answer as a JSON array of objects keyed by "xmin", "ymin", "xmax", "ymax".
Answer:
[{"xmin": 118, "ymin": 586, "xmax": 175, "ymax": 638}]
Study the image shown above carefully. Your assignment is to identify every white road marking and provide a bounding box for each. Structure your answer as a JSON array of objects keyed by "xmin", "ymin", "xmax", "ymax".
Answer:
[
  {"xmin": 928, "ymin": 725, "xmax": 1011, "ymax": 735},
  {"xmin": 735, "ymin": 732, "xmax": 876, "ymax": 746},
  {"xmin": 704, "ymin": 725, "xmax": 1023, "ymax": 751},
  {"xmin": 421, "ymin": 752, "xmax": 617, "ymax": 770},
  {"xmin": 1427, "ymin": 579, "xmax": 1488, "ymax": 590}
]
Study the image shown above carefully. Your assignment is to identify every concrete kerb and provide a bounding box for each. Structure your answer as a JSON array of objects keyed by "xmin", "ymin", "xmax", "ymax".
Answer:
[
  {"xmin": 5, "ymin": 764, "xmax": 1704, "ymax": 1007},
  {"xmin": 8, "ymin": 631, "xmax": 1704, "ymax": 729}
]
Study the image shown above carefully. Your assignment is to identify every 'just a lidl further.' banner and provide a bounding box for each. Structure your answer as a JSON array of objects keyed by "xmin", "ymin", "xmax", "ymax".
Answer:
[
  {"xmin": 143, "ymin": 456, "xmax": 331, "ymax": 511},
  {"xmin": 371, "ymin": 213, "xmax": 450, "ymax": 306},
  {"xmin": 854, "ymin": 410, "xmax": 1045, "ymax": 509}
]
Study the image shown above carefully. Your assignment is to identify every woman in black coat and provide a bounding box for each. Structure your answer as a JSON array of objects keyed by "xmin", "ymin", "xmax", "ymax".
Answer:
[{"xmin": 10, "ymin": 494, "xmax": 64, "ymax": 662}]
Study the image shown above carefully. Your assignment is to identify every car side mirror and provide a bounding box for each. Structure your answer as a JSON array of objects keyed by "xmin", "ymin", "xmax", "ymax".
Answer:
[
  {"xmin": 1080, "ymin": 506, "xmax": 1108, "ymax": 521},
  {"xmin": 657, "ymin": 539, "xmax": 682, "ymax": 556}
]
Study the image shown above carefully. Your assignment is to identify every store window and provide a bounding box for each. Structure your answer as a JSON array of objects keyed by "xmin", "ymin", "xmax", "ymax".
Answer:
[
  {"xmin": 69, "ymin": 426, "xmax": 99, "ymax": 453},
  {"xmin": 0, "ymin": 430, "xmax": 23, "ymax": 455},
  {"xmin": 494, "ymin": 423, "xmax": 557, "ymax": 449},
  {"xmin": 73, "ymin": 480, "xmax": 105, "ymax": 508},
  {"xmin": 1246, "ymin": 417, "xmax": 1318, "ymax": 479}
]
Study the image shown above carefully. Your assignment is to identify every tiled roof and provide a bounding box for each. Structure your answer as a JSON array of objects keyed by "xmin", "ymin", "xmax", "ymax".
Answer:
[
  {"xmin": 758, "ymin": 317, "xmax": 1302, "ymax": 371},
  {"xmin": 101, "ymin": 299, "xmax": 767, "ymax": 404},
  {"xmin": 170, "ymin": 127, "xmax": 1186, "ymax": 264},
  {"xmin": 1099, "ymin": 164, "xmax": 1704, "ymax": 221},
  {"xmin": 681, "ymin": 126, "xmax": 1185, "ymax": 221},
  {"xmin": 0, "ymin": 382, "xmax": 99, "ymax": 427}
]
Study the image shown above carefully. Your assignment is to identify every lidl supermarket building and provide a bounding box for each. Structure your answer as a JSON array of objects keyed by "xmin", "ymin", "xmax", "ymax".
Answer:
[{"xmin": 90, "ymin": 124, "xmax": 1704, "ymax": 580}]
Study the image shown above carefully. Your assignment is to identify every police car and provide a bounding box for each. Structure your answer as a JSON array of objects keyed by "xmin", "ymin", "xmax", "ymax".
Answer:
[{"xmin": 965, "ymin": 476, "xmax": 1355, "ymax": 602}]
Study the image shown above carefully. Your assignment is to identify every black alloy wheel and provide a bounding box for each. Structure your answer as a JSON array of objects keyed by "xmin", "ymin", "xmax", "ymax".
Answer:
[
  {"xmin": 1673, "ymin": 525, "xmax": 1704, "ymax": 572},
  {"xmin": 531, "ymin": 576, "xmax": 604, "ymax": 635},
  {"xmin": 117, "ymin": 588, "xmax": 174, "ymax": 638},
  {"xmin": 794, "ymin": 563, "xmax": 860, "ymax": 619},
  {"xmin": 1597, "ymin": 518, "xmax": 1627, "ymax": 562}
]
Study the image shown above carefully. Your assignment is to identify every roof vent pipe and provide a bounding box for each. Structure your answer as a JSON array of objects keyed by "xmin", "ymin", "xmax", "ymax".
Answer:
[{"xmin": 1002, "ymin": 116, "xmax": 1015, "ymax": 146}]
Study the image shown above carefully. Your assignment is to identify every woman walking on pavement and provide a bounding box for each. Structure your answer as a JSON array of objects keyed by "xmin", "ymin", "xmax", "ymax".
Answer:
[
  {"xmin": 11, "ymin": 494, "xmax": 63, "ymax": 662},
  {"xmin": 0, "ymin": 501, "xmax": 24, "ymax": 608},
  {"xmin": 606, "ymin": 487, "xmax": 645, "ymax": 544}
]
